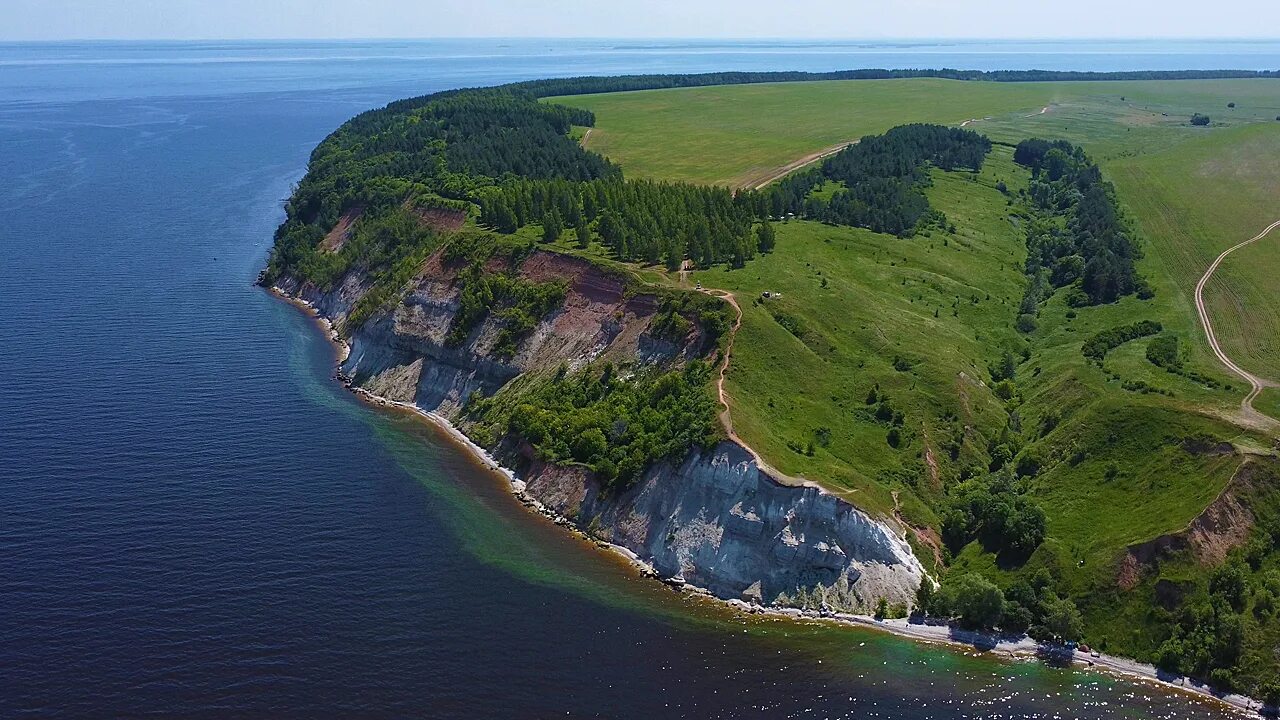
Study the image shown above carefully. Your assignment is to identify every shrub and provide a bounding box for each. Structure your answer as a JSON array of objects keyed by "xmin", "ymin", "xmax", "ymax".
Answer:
[
  {"xmin": 1146, "ymin": 334, "xmax": 1181, "ymax": 370},
  {"xmin": 1015, "ymin": 453, "xmax": 1042, "ymax": 477},
  {"xmin": 939, "ymin": 573, "xmax": 1005, "ymax": 630},
  {"xmin": 1081, "ymin": 320, "xmax": 1162, "ymax": 362},
  {"xmin": 1191, "ymin": 113, "xmax": 1211, "ymax": 126}
]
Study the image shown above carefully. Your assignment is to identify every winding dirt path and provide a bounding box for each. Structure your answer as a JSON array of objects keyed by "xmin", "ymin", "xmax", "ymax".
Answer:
[
  {"xmin": 1194, "ymin": 218, "xmax": 1280, "ymax": 430},
  {"xmin": 695, "ymin": 286, "xmax": 815, "ymax": 488},
  {"xmin": 746, "ymin": 140, "xmax": 856, "ymax": 190}
]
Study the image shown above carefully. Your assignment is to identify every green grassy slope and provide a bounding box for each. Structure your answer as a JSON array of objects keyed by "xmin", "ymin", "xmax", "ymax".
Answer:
[{"xmin": 551, "ymin": 77, "xmax": 1280, "ymax": 683}]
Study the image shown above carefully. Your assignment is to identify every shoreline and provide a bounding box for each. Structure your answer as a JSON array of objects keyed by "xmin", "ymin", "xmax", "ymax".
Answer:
[{"xmin": 267, "ymin": 282, "xmax": 1266, "ymax": 718}]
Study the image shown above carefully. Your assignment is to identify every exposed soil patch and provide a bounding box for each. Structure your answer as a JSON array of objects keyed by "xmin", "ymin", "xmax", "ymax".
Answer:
[
  {"xmin": 319, "ymin": 205, "xmax": 363, "ymax": 252},
  {"xmin": 411, "ymin": 206, "xmax": 466, "ymax": 233},
  {"xmin": 1118, "ymin": 460, "xmax": 1259, "ymax": 590}
]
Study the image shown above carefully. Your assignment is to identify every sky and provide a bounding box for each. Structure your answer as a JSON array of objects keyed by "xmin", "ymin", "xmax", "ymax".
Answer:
[{"xmin": 5, "ymin": 0, "xmax": 1280, "ymax": 41}]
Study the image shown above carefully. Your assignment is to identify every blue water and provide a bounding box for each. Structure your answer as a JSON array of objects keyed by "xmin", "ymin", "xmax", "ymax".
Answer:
[{"xmin": 1, "ymin": 39, "xmax": 1263, "ymax": 718}]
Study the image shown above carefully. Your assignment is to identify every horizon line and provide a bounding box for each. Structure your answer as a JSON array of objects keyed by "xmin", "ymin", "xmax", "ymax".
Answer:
[{"xmin": 4, "ymin": 35, "xmax": 1280, "ymax": 44}]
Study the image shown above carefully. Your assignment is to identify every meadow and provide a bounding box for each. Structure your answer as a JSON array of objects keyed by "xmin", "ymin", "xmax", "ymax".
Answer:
[
  {"xmin": 551, "ymin": 77, "xmax": 1280, "ymax": 423},
  {"xmin": 550, "ymin": 77, "xmax": 1280, "ymax": 677}
]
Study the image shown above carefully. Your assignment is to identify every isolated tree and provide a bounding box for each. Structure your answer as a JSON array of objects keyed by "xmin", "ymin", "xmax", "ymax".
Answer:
[
  {"xmin": 1038, "ymin": 595, "xmax": 1084, "ymax": 643},
  {"xmin": 541, "ymin": 209, "xmax": 563, "ymax": 243},
  {"xmin": 946, "ymin": 573, "xmax": 1005, "ymax": 630}
]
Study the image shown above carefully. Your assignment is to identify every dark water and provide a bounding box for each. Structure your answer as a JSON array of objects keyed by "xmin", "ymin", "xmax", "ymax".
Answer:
[{"xmin": 1, "ymin": 40, "xmax": 1265, "ymax": 718}]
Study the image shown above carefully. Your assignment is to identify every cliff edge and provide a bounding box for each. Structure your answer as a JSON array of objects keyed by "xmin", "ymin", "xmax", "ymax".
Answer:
[{"xmin": 274, "ymin": 242, "xmax": 925, "ymax": 612}]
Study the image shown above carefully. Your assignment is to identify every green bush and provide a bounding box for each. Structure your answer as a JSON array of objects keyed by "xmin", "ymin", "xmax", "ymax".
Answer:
[
  {"xmin": 469, "ymin": 361, "xmax": 721, "ymax": 489},
  {"xmin": 1146, "ymin": 334, "xmax": 1181, "ymax": 369},
  {"xmin": 1081, "ymin": 320, "xmax": 1162, "ymax": 362}
]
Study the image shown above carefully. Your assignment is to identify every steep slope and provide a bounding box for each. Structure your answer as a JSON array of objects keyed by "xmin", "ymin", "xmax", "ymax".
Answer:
[{"xmin": 271, "ymin": 237, "xmax": 925, "ymax": 611}]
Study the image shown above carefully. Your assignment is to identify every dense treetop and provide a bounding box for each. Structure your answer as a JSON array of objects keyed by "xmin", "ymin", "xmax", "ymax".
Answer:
[{"xmin": 1013, "ymin": 138, "xmax": 1147, "ymax": 307}]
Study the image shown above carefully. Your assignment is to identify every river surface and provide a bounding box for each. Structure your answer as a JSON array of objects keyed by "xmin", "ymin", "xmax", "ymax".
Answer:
[{"xmin": 2, "ymin": 39, "xmax": 1270, "ymax": 718}]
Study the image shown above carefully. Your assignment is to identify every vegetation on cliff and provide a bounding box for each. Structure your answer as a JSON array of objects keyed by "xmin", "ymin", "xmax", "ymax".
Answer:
[
  {"xmin": 466, "ymin": 360, "xmax": 721, "ymax": 488},
  {"xmin": 266, "ymin": 71, "xmax": 1280, "ymax": 694}
]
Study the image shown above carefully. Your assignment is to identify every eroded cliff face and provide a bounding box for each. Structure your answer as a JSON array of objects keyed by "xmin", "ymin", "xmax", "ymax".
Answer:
[
  {"xmin": 522, "ymin": 442, "xmax": 922, "ymax": 609},
  {"xmin": 275, "ymin": 247, "xmax": 924, "ymax": 612}
]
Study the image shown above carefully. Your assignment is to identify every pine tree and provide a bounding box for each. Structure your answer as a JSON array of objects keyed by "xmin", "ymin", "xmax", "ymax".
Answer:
[
  {"xmin": 493, "ymin": 198, "xmax": 518, "ymax": 234},
  {"xmin": 541, "ymin": 209, "xmax": 562, "ymax": 243}
]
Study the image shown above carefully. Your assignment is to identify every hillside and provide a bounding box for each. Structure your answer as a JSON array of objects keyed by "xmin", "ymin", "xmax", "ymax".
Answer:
[
  {"xmin": 263, "ymin": 72, "xmax": 1280, "ymax": 700},
  {"xmin": 553, "ymin": 76, "xmax": 1280, "ymax": 695}
]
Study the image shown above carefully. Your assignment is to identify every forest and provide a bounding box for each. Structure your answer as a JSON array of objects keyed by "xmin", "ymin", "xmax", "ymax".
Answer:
[
  {"xmin": 1012, "ymin": 138, "xmax": 1148, "ymax": 312},
  {"xmin": 749, "ymin": 124, "xmax": 990, "ymax": 235},
  {"xmin": 477, "ymin": 177, "xmax": 759, "ymax": 268}
]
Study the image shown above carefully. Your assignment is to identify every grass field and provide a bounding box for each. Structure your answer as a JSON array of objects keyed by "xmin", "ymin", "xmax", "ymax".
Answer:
[
  {"xmin": 687, "ymin": 148, "xmax": 1253, "ymax": 545},
  {"xmin": 554, "ymin": 78, "xmax": 1280, "ymax": 400},
  {"xmin": 544, "ymin": 77, "xmax": 1280, "ymax": 677},
  {"xmin": 1105, "ymin": 124, "xmax": 1280, "ymax": 382},
  {"xmin": 550, "ymin": 78, "xmax": 1280, "ymax": 186}
]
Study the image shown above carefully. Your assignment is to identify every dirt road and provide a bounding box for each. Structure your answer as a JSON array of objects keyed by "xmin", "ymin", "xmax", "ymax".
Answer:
[
  {"xmin": 1194, "ymin": 218, "xmax": 1280, "ymax": 430},
  {"xmin": 746, "ymin": 141, "xmax": 856, "ymax": 190}
]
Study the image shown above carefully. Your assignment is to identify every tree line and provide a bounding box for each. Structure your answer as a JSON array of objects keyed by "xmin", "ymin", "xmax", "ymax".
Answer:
[
  {"xmin": 1013, "ymin": 138, "xmax": 1148, "ymax": 311},
  {"xmin": 477, "ymin": 177, "xmax": 766, "ymax": 267},
  {"xmin": 388, "ymin": 69, "xmax": 1280, "ymax": 111},
  {"xmin": 753, "ymin": 124, "xmax": 989, "ymax": 235}
]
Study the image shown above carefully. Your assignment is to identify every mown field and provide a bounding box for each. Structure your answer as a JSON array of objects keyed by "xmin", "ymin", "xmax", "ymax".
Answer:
[{"xmin": 551, "ymin": 77, "xmax": 1280, "ymax": 682}]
